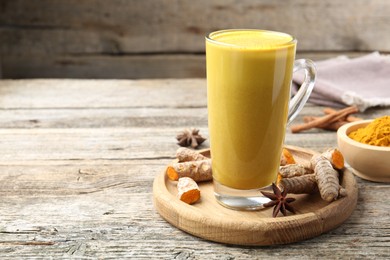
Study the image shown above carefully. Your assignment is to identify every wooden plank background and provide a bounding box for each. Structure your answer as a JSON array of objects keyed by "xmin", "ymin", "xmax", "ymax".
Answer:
[
  {"xmin": 1, "ymin": 0, "xmax": 390, "ymax": 78},
  {"xmin": 0, "ymin": 79, "xmax": 389, "ymax": 258}
]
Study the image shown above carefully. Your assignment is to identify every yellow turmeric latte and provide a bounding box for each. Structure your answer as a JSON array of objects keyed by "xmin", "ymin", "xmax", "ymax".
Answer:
[
  {"xmin": 348, "ymin": 116, "xmax": 390, "ymax": 147},
  {"xmin": 206, "ymin": 30, "xmax": 295, "ymax": 189}
]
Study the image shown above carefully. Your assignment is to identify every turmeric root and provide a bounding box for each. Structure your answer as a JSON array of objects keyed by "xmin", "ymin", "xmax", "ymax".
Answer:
[
  {"xmin": 277, "ymin": 148, "xmax": 346, "ymax": 198},
  {"xmin": 177, "ymin": 177, "xmax": 201, "ymax": 204},
  {"xmin": 280, "ymin": 148, "xmax": 296, "ymax": 166},
  {"xmin": 278, "ymin": 174, "xmax": 317, "ymax": 194},
  {"xmin": 175, "ymin": 147, "xmax": 208, "ymax": 162},
  {"xmin": 279, "ymin": 164, "xmax": 313, "ymax": 178},
  {"xmin": 166, "ymin": 159, "xmax": 212, "ymax": 182},
  {"xmin": 311, "ymin": 155, "xmax": 345, "ymax": 202},
  {"xmin": 321, "ymin": 148, "xmax": 345, "ymax": 170},
  {"xmin": 339, "ymin": 186, "xmax": 347, "ymax": 197}
]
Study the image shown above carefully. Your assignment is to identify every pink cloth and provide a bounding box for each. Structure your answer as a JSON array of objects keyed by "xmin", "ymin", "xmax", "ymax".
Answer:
[{"xmin": 293, "ymin": 52, "xmax": 390, "ymax": 111}]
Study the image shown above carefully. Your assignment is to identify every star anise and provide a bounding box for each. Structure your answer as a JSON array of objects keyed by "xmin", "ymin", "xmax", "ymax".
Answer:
[
  {"xmin": 261, "ymin": 183, "xmax": 296, "ymax": 217},
  {"xmin": 176, "ymin": 128, "xmax": 206, "ymax": 148}
]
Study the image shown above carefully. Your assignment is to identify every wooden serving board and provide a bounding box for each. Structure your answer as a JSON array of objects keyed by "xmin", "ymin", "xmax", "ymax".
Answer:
[{"xmin": 153, "ymin": 145, "xmax": 358, "ymax": 246}]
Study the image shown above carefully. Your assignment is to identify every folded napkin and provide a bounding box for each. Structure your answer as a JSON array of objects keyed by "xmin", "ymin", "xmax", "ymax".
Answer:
[{"xmin": 293, "ymin": 52, "xmax": 390, "ymax": 111}]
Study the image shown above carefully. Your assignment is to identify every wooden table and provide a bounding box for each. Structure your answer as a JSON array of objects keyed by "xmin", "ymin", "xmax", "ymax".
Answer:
[{"xmin": 0, "ymin": 79, "xmax": 389, "ymax": 258}]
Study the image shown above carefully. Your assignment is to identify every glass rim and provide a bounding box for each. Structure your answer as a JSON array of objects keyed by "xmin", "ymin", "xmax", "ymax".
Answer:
[{"xmin": 205, "ymin": 29, "xmax": 297, "ymax": 49}]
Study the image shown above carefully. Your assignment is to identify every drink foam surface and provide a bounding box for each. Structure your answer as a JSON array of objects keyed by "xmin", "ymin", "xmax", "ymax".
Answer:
[{"xmin": 210, "ymin": 30, "xmax": 294, "ymax": 49}]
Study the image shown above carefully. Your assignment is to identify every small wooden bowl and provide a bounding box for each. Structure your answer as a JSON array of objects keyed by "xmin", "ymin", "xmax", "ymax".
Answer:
[{"xmin": 337, "ymin": 120, "xmax": 390, "ymax": 183}]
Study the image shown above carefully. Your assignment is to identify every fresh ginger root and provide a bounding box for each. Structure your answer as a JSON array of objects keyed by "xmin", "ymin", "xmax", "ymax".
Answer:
[
  {"xmin": 177, "ymin": 177, "xmax": 201, "ymax": 204},
  {"xmin": 280, "ymin": 148, "xmax": 296, "ymax": 166},
  {"xmin": 166, "ymin": 159, "xmax": 212, "ymax": 182},
  {"xmin": 176, "ymin": 147, "xmax": 208, "ymax": 162}
]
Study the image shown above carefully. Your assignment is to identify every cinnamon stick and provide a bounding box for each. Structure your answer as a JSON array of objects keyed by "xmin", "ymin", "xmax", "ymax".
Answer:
[
  {"xmin": 320, "ymin": 121, "xmax": 349, "ymax": 131},
  {"xmin": 323, "ymin": 107, "xmax": 363, "ymax": 122},
  {"xmin": 291, "ymin": 106, "xmax": 359, "ymax": 133},
  {"xmin": 303, "ymin": 116, "xmax": 349, "ymax": 131},
  {"xmin": 303, "ymin": 116, "xmax": 317, "ymax": 123}
]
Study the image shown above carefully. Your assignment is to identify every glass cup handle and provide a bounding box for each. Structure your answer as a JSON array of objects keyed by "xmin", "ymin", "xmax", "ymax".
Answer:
[{"xmin": 287, "ymin": 59, "xmax": 316, "ymax": 125}]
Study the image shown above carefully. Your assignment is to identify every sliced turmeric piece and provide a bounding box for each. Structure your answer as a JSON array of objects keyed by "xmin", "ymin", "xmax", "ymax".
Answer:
[
  {"xmin": 280, "ymin": 148, "xmax": 296, "ymax": 166},
  {"xmin": 177, "ymin": 177, "xmax": 201, "ymax": 204},
  {"xmin": 166, "ymin": 159, "xmax": 212, "ymax": 182},
  {"xmin": 321, "ymin": 148, "xmax": 345, "ymax": 170},
  {"xmin": 276, "ymin": 173, "xmax": 283, "ymax": 185}
]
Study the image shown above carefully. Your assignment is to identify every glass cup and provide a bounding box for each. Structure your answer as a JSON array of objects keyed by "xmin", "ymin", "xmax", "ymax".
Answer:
[{"xmin": 206, "ymin": 29, "xmax": 316, "ymax": 210}]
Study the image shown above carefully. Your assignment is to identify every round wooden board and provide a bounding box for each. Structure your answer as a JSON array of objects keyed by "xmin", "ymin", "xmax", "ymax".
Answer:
[{"xmin": 153, "ymin": 145, "xmax": 358, "ymax": 246}]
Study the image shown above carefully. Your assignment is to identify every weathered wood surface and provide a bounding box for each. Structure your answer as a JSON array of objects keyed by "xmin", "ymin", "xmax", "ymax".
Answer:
[
  {"xmin": 2, "ymin": 0, "xmax": 390, "ymax": 78},
  {"xmin": 0, "ymin": 79, "xmax": 389, "ymax": 258},
  {"xmin": 0, "ymin": 52, "xmax": 371, "ymax": 79}
]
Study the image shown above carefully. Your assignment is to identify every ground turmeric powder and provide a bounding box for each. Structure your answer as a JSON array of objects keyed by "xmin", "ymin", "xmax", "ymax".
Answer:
[{"xmin": 348, "ymin": 116, "xmax": 390, "ymax": 147}]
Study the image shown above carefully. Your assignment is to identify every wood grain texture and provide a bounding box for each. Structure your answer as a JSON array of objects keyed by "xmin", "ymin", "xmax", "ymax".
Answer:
[
  {"xmin": 1, "ymin": 52, "xmax": 374, "ymax": 79},
  {"xmin": 0, "ymin": 79, "xmax": 207, "ymax": 108},
  {"xmin": 0, "ymin": 79, "xmax": 389, "ymax": 258},
  {"xmin": 1, "ymin": 0, "xmax": 390, "ymax": 78},
  {"xmin": 2, "ymin": 0, "xmax": 390, "ymax": 53},
  {"xmin": 1, "ymin": 54, "xmax": 207, "ymax": 79}
]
